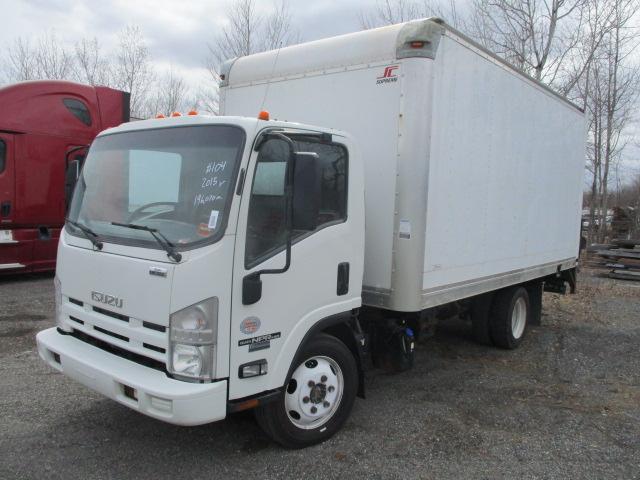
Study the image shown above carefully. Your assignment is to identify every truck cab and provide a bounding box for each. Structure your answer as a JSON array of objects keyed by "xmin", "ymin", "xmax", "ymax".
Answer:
[
  {"xmin": 0, "ymin": 80, "xmax": 129, "ymax": 273},
  {"xmin": 37, "ymin": 114, "xmax": 365, "ymax": 447}
]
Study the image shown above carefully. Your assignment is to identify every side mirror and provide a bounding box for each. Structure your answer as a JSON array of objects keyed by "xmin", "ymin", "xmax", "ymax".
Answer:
[
  {"xmin": 65, "ymin": 159, "xmax": 81, "ymax": 210},
  {"xmin": 292, "ymin": 152, "xmax": 321, "ymax": 231}
]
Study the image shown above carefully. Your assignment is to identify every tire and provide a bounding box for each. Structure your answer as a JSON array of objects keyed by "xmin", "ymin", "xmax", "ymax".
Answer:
[
  {"xmin": 489, "ymin": 286, "xmax": 530, "ymax": 349},
  {"xmin": 254, "ymin": 333, "xmax": 358, "ymax": 449}
]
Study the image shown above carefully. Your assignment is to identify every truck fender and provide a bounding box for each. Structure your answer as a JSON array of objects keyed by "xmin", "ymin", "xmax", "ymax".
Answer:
[{"xmin": 286, "ymin": 311, "xmax": 367, "ymax": 399}]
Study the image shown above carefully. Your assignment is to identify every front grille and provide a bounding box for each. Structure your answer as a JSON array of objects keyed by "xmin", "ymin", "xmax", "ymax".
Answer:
[
  {"xmin": 143, "ymin": 343, "xmax": 166, "ymax": 354},
  {"xmin": 93, "ymin": 306, "xmax": 129, "ymax": 322},
  {"xmin": 70, "ymin": 329, "xmax": 165, "ymax": 372},
  {"xmin": 69, "ymin": 298, "xmax": 83, "ymax": 307},
  {"xmin": 94, "ymin": 325, "xmax": 129, "ymax": 342},
  {"xmin": 143, "ymin": 321, "xmax": 166, "ymax": 333},
  {"xmin": 63, "ymin": 297, "xmax": 168, "ymax": 368}
]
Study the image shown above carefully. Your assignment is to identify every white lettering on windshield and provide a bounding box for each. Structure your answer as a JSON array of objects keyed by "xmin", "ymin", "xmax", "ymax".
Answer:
[
  {"xmin": 205, "ymin": 161, "xmax": 227, "ymax": 174},
  {"xmin": 194, "ymin": 193, "xmax": 223, "ymax": 207},
  {"xmin": 201, "ymin": 176, "xmax": 227, "ymax": 189}
]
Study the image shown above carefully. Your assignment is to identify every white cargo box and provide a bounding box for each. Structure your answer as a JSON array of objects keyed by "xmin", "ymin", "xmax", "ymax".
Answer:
[{"xmin": 220, "ymin": 18, "xmax": 586, "ymax": 312}]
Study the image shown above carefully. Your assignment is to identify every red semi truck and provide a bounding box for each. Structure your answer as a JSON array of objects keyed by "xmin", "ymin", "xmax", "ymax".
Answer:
[{"xmin": 0, "ymin": 80, "xmax": 130, "ymax": 274}]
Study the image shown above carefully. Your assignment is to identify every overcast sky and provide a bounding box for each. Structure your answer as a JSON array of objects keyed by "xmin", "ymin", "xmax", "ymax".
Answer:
[
  {"xmin": 0, "ymin": 0, "xmax": 385, "ymax": 88},
  {"xmin": 1, "ymin": 0, "xmax": 638, "ymax": 180}
]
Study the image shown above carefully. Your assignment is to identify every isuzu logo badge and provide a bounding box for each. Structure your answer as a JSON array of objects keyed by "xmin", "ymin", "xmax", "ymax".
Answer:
[{"xmin": 91, "ymin": 291, "xmax": 123, "ymax": 309}]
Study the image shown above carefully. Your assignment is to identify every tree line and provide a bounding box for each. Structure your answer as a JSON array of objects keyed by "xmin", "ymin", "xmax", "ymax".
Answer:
[
  {"xmin": 1, "ymin": 0, "xmax": 638, "ymax": 242},
  {"xmin": 1, "ymin": 0, "xmax": 299, "ymax": 119}
]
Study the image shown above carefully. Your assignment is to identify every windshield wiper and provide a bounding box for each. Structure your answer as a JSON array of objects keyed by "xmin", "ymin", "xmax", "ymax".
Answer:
[
  {"xmin": 111, "ymin": 222, "xmax": 182, "ymax": 262},
  {"xmin": 65, "ymin": 218, "xmax": 103, "ymax": 250}
]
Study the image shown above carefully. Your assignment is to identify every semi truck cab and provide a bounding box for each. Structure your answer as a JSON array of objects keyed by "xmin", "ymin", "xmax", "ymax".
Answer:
[
  {"xmin": 37, "ymin": 113, "xmax": 366, "ymax": 447},
  {"xmin": 0, "ymin": 80, "xmax": 129, "ymax": 273}
]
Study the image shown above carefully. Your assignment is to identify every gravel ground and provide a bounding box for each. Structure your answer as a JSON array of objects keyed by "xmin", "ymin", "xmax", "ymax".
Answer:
[{"xmin": 0, "ymin": 270, "xmax": 638, "ymax": 479}]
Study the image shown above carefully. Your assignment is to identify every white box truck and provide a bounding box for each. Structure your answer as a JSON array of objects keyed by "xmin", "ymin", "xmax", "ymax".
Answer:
[{"xmin": 37, "ymin": 18, "xmax": 585, "ymax": 448}]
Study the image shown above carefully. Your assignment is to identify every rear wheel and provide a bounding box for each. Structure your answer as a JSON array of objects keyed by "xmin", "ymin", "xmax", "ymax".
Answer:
[
  {"xmin": 489, "ymin": 286, "xmax": 530, "ymax": 349},
  {"xmin": 254, "ymin": 334, "xmax": 358, "ymax": 448}
]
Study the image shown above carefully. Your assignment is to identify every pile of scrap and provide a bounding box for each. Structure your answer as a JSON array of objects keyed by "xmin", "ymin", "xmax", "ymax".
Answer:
[{"xmin": 590, "ymin": 239, "xmax": 640, "ymax": 281}]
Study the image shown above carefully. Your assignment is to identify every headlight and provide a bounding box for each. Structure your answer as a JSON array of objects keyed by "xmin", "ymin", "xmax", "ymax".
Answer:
[{"xmin": 168, "ymin": 297, "xmax": 218, "ymax": 382}]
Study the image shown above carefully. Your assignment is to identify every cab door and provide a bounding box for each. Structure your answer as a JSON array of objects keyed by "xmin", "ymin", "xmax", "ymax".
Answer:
[
  {"xmin": 0, "ymin": 133, "xmax": 15, "ymax": 225},
  {"xmin": 228, "ymin": 131, "xmax": 362, "ymax": 400}
]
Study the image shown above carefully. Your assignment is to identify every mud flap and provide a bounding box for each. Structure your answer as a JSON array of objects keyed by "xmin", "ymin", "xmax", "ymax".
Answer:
[
  {"xmin": 470, "ymin": 292, "xmax": 494, "ymax": 346},
  {"xmin": 371, "ymin": 319, "xmax": 415, "ymax": 372},
  {"xmin": 526, "ymin": 281, "xmax": 543, "ymax": 326}
]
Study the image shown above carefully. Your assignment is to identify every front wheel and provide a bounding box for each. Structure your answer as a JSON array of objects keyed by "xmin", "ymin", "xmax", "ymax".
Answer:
[{"xmin": 254, "ymin": 334, "xmax": 358, "ymax": 448}]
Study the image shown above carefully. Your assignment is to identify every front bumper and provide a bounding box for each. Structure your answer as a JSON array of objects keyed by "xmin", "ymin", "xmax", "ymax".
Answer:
[{"xmin": 36, "ymin": 327, "xmax": 227, "ymax": 426}]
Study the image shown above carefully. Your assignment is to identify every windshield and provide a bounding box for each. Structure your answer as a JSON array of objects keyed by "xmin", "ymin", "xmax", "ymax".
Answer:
[{"xmin": 67, "ymin": 125, "xmax": 245, "ymax": 249}]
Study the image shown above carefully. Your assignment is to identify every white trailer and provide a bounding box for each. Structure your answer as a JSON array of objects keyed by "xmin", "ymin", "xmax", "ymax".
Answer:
[{"xmin": 37, "ymin": 18, "xmax": 585, "ymax": 448}]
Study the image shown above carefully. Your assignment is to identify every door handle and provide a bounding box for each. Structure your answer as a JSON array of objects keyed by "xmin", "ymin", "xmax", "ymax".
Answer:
[
  {"xmin": 337, "ymin": 262, "xmax": 350, "ymax": 296},
  {"xmin": 0, "ymin": 201, "xmax": 10, "ymax": 217}
]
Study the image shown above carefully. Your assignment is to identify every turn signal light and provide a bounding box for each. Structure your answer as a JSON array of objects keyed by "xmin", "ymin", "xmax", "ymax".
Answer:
[
  {"xmin": 239, "ymin": 359, "xmax": 268, "ymax": 378},
  {"xmin": 410, "ymin": 41, "xmax": 425, "ymax": 48},
  {"xmin": 258, "ymin": 110, "xmax": 270, "ymax": 121}
]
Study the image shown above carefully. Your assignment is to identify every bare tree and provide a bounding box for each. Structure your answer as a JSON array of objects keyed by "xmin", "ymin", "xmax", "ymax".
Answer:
[
  {"xmin": 196, "ymin": 79, "xmax": 221, "ymax": 116},
  {"xmin": 203, "ymin": 0, "xmax": 300, "ymax": 114},
  {"xmin": 3, "ymin": 38, "xmax": 37, "ymax": 82},
  {"xmin": 4, "ymin": 32, "xmax": 76, "ymax": 82},
  {"xmin": 33, "ymin": 31, "xmax": 77, "ymax": 80},
  {"xmin": 209, "ymin": 0, "xmax": 300, "ymax": 64},
  {"xmin": 468, "ymin": 0, "xmax": 593, "ymax": 83},
  {"xmin": 145, "ymin": 68, "xmax": 189, "ymax": 117},
  {"xmin": 582, "ymin": 0, "xmax": 640, "ymax": 242},
  {"xmin": 75, "ymin": 37, "xmax": 111, "ymax": 86},
  {"xmin": 359, "ymin": 0, "xmax": 423, "ymax": 29},
  {"xmin": 212, "ymin": 0, "xmax": 263, "ymax": 64},
  {"xmin": 264, "ymin": 0, "xmax": 301, "ymax": 50},
  {"xmin": 113, "ymin": 26, "xmax": 154, "ymax": 118},
  {"xmin": 358, "ymin": 0, "xmax": 464, "ymax": 29}
]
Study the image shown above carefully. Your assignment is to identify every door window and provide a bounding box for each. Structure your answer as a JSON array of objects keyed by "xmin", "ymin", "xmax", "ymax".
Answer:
[
  {"xmin": 245, "ymin": 135, "xmax": 348, "ymax": 268},
  {"xmin": 245, "ymin": 139, "xmax": 290, "ymax": 267}
]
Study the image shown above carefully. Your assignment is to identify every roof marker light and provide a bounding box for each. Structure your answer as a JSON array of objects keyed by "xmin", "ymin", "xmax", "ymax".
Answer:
[
  {"xmin": 171, "ymin": 112, "xmax": 181, "ymax": 117},
  {"xmin": 156, "ymin": 114, "xmax": 165, "ymax": 119},
  {"xmin": 410, "ymin": 41, "xmax": 425, "ymax": 48},
  {"xmin": 188, "ymin": 110, "xmax": 198, "ymax": 116},
  {"xmin": 258, "ymin": 111, "xmax": 270, "ymax": 121}
]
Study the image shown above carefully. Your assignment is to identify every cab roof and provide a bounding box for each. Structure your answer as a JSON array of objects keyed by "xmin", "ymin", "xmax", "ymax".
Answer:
[{"xmin": 98, "ymin": 114, "xmax": 351, "ymax": 140}]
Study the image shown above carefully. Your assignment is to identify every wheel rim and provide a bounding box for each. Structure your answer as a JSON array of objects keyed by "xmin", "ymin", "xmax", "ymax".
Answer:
[
  {"xmin": 285, "ymin": 355, "xmax": 344, "ymax": 430},
  {"xmin": 511, "ymin": 296, "xmax": 527, "ymax": 339}
]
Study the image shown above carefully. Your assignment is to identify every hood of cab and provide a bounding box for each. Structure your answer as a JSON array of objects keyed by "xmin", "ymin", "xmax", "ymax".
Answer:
[{"xmin": 57, "ymin": 234, "xmax": 175, "ymax": 326}]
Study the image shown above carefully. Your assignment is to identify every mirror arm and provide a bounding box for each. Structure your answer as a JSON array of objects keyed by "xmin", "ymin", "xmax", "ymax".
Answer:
[
  {"xmin": 242, "ymin": 133, "xmax": 296, "ymax": 305},
  {"xmin": 250, "ymin": 132, "xmax": 295, "ymax": 280}
]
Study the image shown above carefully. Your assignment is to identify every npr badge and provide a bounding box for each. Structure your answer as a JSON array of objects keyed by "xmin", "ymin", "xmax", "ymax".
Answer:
[
  {"xmin": 239, "ymin": 332, "xmax": 281, "ymax": 352},
  {"xmin": 240, "ymin": 316, "xmax": 261, "ymax": 335}
]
